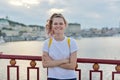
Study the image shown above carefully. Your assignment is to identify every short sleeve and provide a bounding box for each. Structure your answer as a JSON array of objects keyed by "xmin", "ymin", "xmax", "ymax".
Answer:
[
  {"xmin": 70, "ymin": 38, "xmax": 78, "ymax": 54},
  {"xmin": 42, "ymin": 39, "xmax": 49, "ymax": 53}
]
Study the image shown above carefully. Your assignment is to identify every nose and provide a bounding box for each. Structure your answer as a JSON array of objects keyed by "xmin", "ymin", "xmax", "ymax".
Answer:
[{"xmin": 55, "ymin": 26, "xmax": 59, "ymax": 30}]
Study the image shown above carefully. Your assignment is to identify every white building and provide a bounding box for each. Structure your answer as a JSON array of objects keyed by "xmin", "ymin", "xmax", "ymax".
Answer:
[
  {"xmin": 0, "ymin": 19, "xmax": 10, "ymax": 29},
  {"xmin": 65, "ymin": 23, "xmax": 81, "ymax": 36},
  {"xmin": 2, "ymin": 30, "xmax": 19, "ymax": 36}
]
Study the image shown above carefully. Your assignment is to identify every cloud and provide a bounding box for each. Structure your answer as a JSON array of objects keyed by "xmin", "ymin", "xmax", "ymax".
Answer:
[
  {"xmin": 85, "ymin": 12, "xmax": 102, "ymax": 19},
  {"xmin": 9, "ymin": 0, "xmax": 23, "ymax": 6},
  {"xmin": 0, "ymin": 0, "xmax": 119, "ymax": 28},
  {"xmin": 47, "ymin": 8, "xmax": 64, "ymax": 15},
  {"xmin": 107, "ymin": 0, "xmax": 120, "ymax": 12},
  {"xmin": 47, "ymin": 0, "xmax": 68, "ymax": 5},
  {"xmin": 9, "ymin": 0, "xmax": 41, "ymax": 8},
  {"xmin": 9, "ymin": 0, "xmax": 40, "ymax": 5},
  {"xmin": 48, "ymin": 0, "xmax": 56, "ymax": 4}
]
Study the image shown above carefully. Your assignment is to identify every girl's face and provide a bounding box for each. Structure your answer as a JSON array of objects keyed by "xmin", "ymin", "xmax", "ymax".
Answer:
[{"xmin": 52, "ymin": 17, "xmax": 66, "ymax": 35}]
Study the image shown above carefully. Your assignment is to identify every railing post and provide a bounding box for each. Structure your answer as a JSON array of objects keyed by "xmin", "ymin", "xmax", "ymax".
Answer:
[
  {"xmin": 75, "ymin": 63, "xmax": 81, "ymax": 80},
  {"xmin": 27, "ymin": 60, "xmax": 39, "ymax": 80},
  {"xmin": 7, "ymin": 59, "xmax": 19, "ymax": 80},
  {"xmin": 75, "ymin": 69, "xmax": 81, "ymax": 80},
  {"xmin": 90, "ymin": 63, "xmax": 102, "ymax": 80},
  {"xmin": 112, "ymin": 65, "xmax": 120, "ymax": 80}
]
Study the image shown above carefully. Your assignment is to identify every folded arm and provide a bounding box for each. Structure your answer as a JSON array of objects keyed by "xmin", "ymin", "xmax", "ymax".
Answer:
[
  {"xmin": 59, "ymin": 51, "xmax": 77, "ymax": 70},
  {"xmin": 42, "ymin": 51, "xmax": 69, "ymax": 68}
]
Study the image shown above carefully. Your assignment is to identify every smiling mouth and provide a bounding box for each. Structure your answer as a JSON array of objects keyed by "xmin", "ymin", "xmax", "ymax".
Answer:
[{"xmin": 55, "ymin": 27, "xmax": 63, "ymax": 30}]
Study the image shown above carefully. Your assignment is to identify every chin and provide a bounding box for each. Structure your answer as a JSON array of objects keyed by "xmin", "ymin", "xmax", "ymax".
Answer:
[{"xmin": 55, "ymin": 32, "xmax": 62, "ymax": 34}]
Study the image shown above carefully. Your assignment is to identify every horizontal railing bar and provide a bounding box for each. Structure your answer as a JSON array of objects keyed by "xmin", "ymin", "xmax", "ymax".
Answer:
[
  {"xmin": 0, "ymin": 53, "xmax": 120, "ymax": 65},
  {"xmin": 0, "ymin": 53, "xmax": 42, "ymax": 61},
  {"xmin": 77, "ymin": 58, "xmax": 120, "ymax": 65}
]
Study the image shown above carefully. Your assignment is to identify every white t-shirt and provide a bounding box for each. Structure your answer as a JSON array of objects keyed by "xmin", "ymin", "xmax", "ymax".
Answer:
[{"xmin": 42, "ymin": 36, "xmax": 78, "ymax": 79}]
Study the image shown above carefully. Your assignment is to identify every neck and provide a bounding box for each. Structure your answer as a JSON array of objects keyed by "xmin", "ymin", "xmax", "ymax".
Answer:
[{"xmin": 54, "ymin": 34, "xmax": 65, "ymax": 41}]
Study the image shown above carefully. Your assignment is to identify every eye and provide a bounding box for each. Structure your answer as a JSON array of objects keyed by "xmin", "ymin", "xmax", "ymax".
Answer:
[
  {"xmin": 59, "ymin": 22, "xmax": 63, "ymax": 25},
  {"xmin": 53, "ymin": 23, "xmax": 58, "ymax": 25}
]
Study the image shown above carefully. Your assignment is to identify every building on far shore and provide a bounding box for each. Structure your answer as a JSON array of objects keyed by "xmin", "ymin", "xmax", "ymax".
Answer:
[
  {"xmin": 65, "ymin": 23, "xmax": 81, "ymax": 37},
  {"xmin": 0, "ymin": 18, "xmax": 10, "ymax": 29}
]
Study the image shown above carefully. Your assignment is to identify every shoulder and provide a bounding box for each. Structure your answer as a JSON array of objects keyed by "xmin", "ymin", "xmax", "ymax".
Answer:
[
  {"xmin": 44, "ymin": 38, "xmax": 49, "ymax": 43},
  {"xmin": 68, "ymin": 37, "xmax": 77, "ymax": 43},
  {"xmin": 43, "ymin": 38, "xmax": 51, "ymax": 45},
  {"xmin": 69, "ymin": 37, "xmax": 78, "ymax": 46},
  {"xmin": 68, "ymin": 37, "xmax": 78, "ymax": 53}
]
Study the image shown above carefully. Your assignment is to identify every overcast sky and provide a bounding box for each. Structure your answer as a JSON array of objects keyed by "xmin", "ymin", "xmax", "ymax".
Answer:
[{"xmin": 0, "ymin": 0, "xmax": 120, "ymax": 29}]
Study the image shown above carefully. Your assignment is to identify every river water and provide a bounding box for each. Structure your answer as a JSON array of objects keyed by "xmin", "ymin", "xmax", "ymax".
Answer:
[{"xmin": 0, "ymin": 37, "xmax": 120, "ymax": 80}]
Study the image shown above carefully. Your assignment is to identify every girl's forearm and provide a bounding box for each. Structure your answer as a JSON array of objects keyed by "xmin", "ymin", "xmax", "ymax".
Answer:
[
  {"xmin": 43, "ymin": 59, "xmax": 69, "ymax": 68},
  {"xmin": 59, "ymin": 62, "xmax": 76, "ymax": 70}
]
